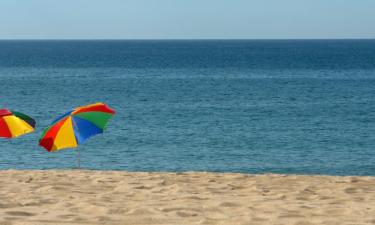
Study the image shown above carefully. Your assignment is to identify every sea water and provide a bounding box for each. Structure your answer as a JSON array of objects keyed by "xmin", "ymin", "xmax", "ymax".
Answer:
[{"xmin": 0, "ymin": 40, "xmax": 375, "ymax": 175}]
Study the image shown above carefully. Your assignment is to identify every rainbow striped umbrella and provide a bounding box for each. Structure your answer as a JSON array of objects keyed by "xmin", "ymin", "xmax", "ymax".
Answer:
[
  {"xmin": 0, "ymin": 109, "xmax": 36, "ymax": 138},
  {"xmin": 39, "ymin": 103, "xmax": 115, "ymax": 152}
]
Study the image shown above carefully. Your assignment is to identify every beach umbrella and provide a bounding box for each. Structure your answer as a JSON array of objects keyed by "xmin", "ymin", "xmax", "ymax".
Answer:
[
  {"xmin": 0, "ymin": 109, "xmax": 36, "ymax": 138},
  {"xmin": 39, "ymin": 102, "xmax": 115, "ymax": 167}
]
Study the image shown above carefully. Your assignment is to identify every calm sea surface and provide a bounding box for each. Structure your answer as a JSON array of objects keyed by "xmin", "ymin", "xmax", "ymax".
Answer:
[{"xmin": 1, "ymin": 40, "xmax": 375, "ymax": 175}]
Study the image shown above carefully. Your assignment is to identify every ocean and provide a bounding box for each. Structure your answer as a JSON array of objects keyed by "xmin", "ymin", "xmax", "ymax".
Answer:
[{"xmin": 1, "ymin": 40, "xmax": 375, "ymax": 175}]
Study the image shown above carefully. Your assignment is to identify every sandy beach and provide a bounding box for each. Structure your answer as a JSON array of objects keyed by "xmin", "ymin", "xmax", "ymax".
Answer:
[{"xmin": 0, "ymin": 170, "xmax": 374, "ymax": 225}]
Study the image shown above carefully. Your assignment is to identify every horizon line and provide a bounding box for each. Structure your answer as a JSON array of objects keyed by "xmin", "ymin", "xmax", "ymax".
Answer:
[{"xmin": 0, "ymin": 38, "xmax": 374, "ymax": 41}]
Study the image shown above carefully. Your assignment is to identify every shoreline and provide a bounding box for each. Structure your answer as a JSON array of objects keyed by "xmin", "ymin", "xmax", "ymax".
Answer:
[
  {"xmin": 4, "ymin": 169, "xmax": 374, "ymax": 177},
  {"xmin": 1, "ymin": 170, "xmax": 374, "ymax": 224}
]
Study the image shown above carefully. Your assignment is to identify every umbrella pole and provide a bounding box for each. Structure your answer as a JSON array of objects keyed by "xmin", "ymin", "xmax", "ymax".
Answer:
[{"xmin": 77, "ymin": 148, "xmax": 80, "ymax": 169}]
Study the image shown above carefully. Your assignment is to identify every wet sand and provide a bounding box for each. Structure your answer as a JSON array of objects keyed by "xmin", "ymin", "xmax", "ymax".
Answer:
[{"xmin": 0, "ymin": 170, "xmax": 375, "ymax": 225}]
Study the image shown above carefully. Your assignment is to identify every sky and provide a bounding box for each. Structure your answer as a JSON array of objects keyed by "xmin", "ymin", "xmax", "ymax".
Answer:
[{"xmin": 0, "ymin": 0, "xmax": 374, "ymax": 39}]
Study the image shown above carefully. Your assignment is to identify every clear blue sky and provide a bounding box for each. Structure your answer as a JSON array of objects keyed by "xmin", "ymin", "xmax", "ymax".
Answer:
[{"xmin": 0, "ymin": 0, "xmax": 374, "ymax": 39}]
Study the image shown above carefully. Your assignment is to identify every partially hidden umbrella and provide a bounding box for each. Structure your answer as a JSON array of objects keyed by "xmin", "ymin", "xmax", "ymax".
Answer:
[
  {"xmin": 0, "ymin": 109, "xmax": 36, "ymax": 138},
  {"xmin": 39, "ymin": 102, "xmax": 115, "ymax": 167}
]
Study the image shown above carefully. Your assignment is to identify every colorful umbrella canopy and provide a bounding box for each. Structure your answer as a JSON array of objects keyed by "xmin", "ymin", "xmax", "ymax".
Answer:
[
  {"xmin": 0, "ymin": 109, "xmax": 36, "ymax": 138},
  {"xmin": 39, "ymin": 102, "xmax": 115, "ymax": 152}
]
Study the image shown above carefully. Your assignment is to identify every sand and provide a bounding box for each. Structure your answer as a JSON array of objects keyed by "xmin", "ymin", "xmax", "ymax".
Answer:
[{"xmin": 0, "ymin": 170, "xmax": 374, "ymax": 225}]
